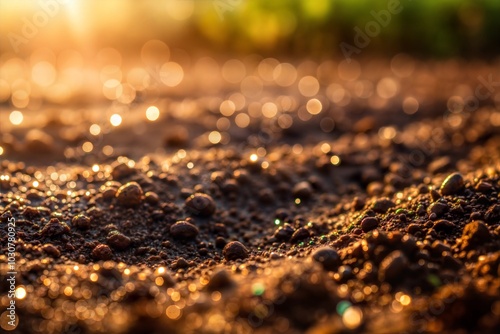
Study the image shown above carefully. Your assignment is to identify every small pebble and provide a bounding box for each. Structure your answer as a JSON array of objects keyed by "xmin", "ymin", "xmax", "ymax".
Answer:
[
  {"xmin": 407, "ymin": 223, "xmax": 422, "ymax": 235},
  {"xmin": 379, "ymin": 250, "xmax": 409, "ymax": 283},
  {"xmin": 337, "ymin": 265, "xmax": 354, "ymax": 282},
  {"xmin": 270, "ymin": 252, "xmax": 283, "ymax": 260},
  {"xmin": 461, "ymin": 221, "xmax": 491, "ymax": 250},
  {"xmin": 311, "ymin": 247, "xmax": 340, "ymax": 271},
  {"xmin": 360, "ymin": 217, "xmax": 379, "ymax": 232},
  {"xmin": 223, "ymin": 241, "xmax": 249, "ymax": 261},
  {"xmin": 206, "ymin": 268, "xmax": 234, "ymax": 291},
  {"xmin": 111, "ymin": 162, "xmax": 135, "ymax": 180},
  {"xmin": 222, "ymin": 180, "xmax": 239, "ymax": 193},
  {"xmin": 292, "ymin": 181, "xmax": 313, "ymax": 199},
  {"xmin": 170, "ymin": 221, "xmax": 199, "ymax": 240},
  {"xmin": 91, "ymin": 244, "xmax": 113, "ymax": 260},
  {"xmin": 290, "ymin": 227, "xmax": 310, "ymax": 243},
  {"xmin": 475, "ymin": 181, "xmax": 493, "ymax": 193},
  {"xmin": 40, "ymin": 218, "xmax": 70, "ymax": 237},
  {"xmin": 372, "ymin": 198, "xmax": 395, "ymax": 213},
  {"xmin": 22, "ymin": 206, "xmax": 40, "ymax": 219},
  {"xmin": 431, "ymin": 240, "xmax": 451, "ymax": 256},
  {"xmin": 367, "ymin": 182, "xmax": 384, "ymax": 196},
  {"xmin": 185, "ymin": 193, "xmax": 216, "ymax": 217},
  {"xmin": 72, "ymin": 214, "xmax": 91, "ymax": 229},
  {"xmin": 107, "ymin": 231, "xmax": 131, "ymax": 250},
  {"xmin": 102, "ymin": 187, "xmax": 117, "ymax": 201},
  {"xmin": 42, "ymin": 244, "xmax": 61, "ymax": 258},
  {"xmin": 484, "ymin": 204, "xmax": 500, "ymax": 224},
  {"xmin": 352, "ymin": 197, "xmax": 366, "ymax": 211},
  {"xmin": 116, "ymin": 182, "xmax": 143, "ymax": 207},
  {"xmin": 215, "ymin": 236, "xmax": 227, "ymax": 248},
  {"xmin": 432, "ymin": 219, "xmax": 455, "ymax": 232},
  {"xmin": 211, "ymin": 171, "xmax": 225, "ymax": 185},
  {"xmin": 428, "ymin": 202, "xmax": 449, "ymax": 217},
  {"xmin": 440, "ymin": 172, "xmax": 464, "ymax": 196},
  {"xmin": 145, "ymin": 191, "xmax": 159, "ymax": 205},
  {"xmin": 428, "ymin": 157, "xmax": 451, "ymax": 174},
  {"xmin": 273, "ymin": 224, "xmax": 295, "ymax": 241},
  {"xmin": 418, "ymin": 184, "xmax": 429, "ymax": 194},
  {"xmin": 173, "ymin": 257, "xmax": 190, "ymax": 269},
  {"xmin": 430, "ymin": 189, "xmax": 441, "ymax": 202}
]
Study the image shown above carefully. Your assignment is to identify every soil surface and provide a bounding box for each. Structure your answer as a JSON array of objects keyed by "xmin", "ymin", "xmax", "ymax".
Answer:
[{"xmin": 1, "ymin": 58, "xmax": 500, "ymax": 334}]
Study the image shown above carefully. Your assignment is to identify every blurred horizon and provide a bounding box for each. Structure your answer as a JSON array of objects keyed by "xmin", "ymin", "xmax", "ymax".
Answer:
[{"xmin": 1, "ymin": 0, "xmax": 500, "ymax": 61}]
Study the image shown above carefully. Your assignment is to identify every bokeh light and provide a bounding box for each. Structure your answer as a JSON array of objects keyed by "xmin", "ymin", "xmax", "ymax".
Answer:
[
  {"xmin": 9, "ymin": 110, "xmax": 23, "ymax": 125},
  {"xmin": 110, "ymin": 114, "xmax": 122, "ymax": 127},
  {"xmin": 146, "ymin": 106, "xmax": 160, "ymax": 121}
]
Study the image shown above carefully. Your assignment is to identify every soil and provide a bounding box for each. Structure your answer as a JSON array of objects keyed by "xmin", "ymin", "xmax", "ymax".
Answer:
[{"xmin": 1, "ymin": 58, "xmax": 500, "ymax": 334}]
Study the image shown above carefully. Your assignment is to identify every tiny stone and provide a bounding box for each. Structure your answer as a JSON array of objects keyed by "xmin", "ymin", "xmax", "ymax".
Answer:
[
  {"xmin": 223, "ymin": 241, "xmax": 249, "ymax": 261},
  {"xmin": 379, "ymin": 250, "xmax": 409, "ymax": 283},
  {"xmin": 185, "ymin": 193, "xmax": 216, "ymax": 217},
  {"xmin": 211, "ymin": 171, "xmax": 225, "ymax": 185},
  {"xmin": 145, "ymin": 191, "xmax": 159, "ymax": 205},
  {"xmin": 372, "ymin": 198, "xmax": 395, "ymax": 213},
  {"xmin": 418, "ymin": 184, "xmax": 429, "ymax": 194},
  {"xmin": 273, "ymin": 224, "xmax": 295, "ymax": 241},
  {"xmin": 290, "ymin": 227, "xmax": 310, "ymax": 243},
  {"xmin": 461, "ymin": 221, "xmax": 491, "ymax": 249},
  {"xmin": 92, "ymin": 244, "xmax": 113, "ymax": 260},
  {"xmin": 42, "ymin": 244, "xmax": 61, "ymax": 258},
  {"xmin": 173, "ymin": 257, "xmax": 190, "ymax": 269},
  {"xmin": 222, "ymin": 180, "xmax": 239, "ymax": 193},
  {"xmin": 170, "ymin": 221, "xmax": 199, "ymax": 240},
  {"xmin": 311, "ymin": 247, "xmax": 340, "ymax": 271},
  {"xmin": 352, "ymin": 197, "xmax": 366, "ymax": 211},
  {"xmin": 337, "ymin": 265, "xmax": 354, "ymax": 282},
  {"xmin": 215, "ymin": 236, "xmax": 227, "ymax": 248},
  {"xmin": 433, "ymin": 219, "xmax": 455, "ymax": 232},
  {"xmin": 427, "ymin": 202, "xmax": 449, "ymax": 217},
  {"xmin": 440, "ymin": 172, "xmax": 464, "ymax": 196},
  {"xmin": 475, "ymin": 181, "xmax": 493, "ymax": 193},
  {"xmin": 234, "ymin": 169, "xmax": 250, "ymax": 184},
  {"xmin": 107, "ymin": 231, "xmax": 131, "ymax": 250},
  {"xmin": 367, "ymin": 182, "xmax": 384, "ymax": 196},
  {"xmin": 470, "ymin": 212, "xmax": 482, "ymax": 221},
  {"xmin": 40, "ymin": 218, "xmax": 70, "ymax": 237},
  {"xmin": 111, "ymin": 162, "xmax": 135, "ymax": 180},
  {"xmin": 292, "ymin": 181, "xmax": 313, "ymax": 199},
  {"xmin": 407, "ymin": 223, "xmax": 422, "ymax": 235},
  {"xmin": 72, "ymin": 214, "xmax": 91, "ymax": 229},
  {"xmin": 102, "ymin": 187, "xmax": 117, "ymax": 201},
  {"xmin": 431, "ymin": 240, "xmax": 451, "ymax": 256},
  {"xmin": 430, "ymin": 189, "xmax": 441, "ymax": 202},
  {"xmin": 270, "ymin": 252, "xmax": 283, "ymax": 260},
  {"xmin": 360, "ymin": 217, "xmax": 379, "ymax": 232},
  {"xmin": 484, "ymin": 204, "xmax": 500, "ymax": 224},
  {"xmin": 116, "ymin": 182, "xmax": 143, "ymax": 207},
  {"xmin": 442, "ymin": 254, "xmax": 462, "ymax": 270},
  {"xmin": 22, "ymin": 206, "xmax": 40, "ymax": 219},
  {"xmin": 428, "ymin": 157, "xmax": 451, "ymax": 174},
  {"xmin": 206, "ymin": 268, "xmax": 234, "ymax": 291}
]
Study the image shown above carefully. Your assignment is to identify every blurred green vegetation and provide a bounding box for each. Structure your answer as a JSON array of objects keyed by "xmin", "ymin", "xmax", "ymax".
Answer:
[{"xmin": 191, "ymin": 0, "xmax": 500, "ymax": 58}]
